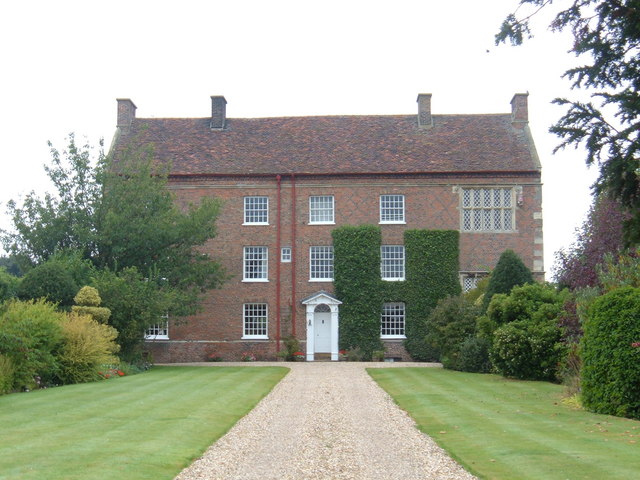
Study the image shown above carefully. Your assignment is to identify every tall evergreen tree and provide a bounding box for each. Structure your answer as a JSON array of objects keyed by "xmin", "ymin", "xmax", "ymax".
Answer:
[{"xmin": 482, "ymin": 249, "xmax": 534, "ymax": 311}]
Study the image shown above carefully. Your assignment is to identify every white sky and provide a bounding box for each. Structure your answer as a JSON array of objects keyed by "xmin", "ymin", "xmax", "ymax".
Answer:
[{"xmin": 0, "ymin": 0, "xmax": 597, "ymax": 278}]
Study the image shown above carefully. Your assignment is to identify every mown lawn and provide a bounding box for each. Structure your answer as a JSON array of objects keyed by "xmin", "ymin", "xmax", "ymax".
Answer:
[
  {"xmin": 369, "ymin": 367, "xmax": 640, "ymax": 480},
  {"xmin": 0, "ymin": 366, "xmax": 288, "ymax": 480}
]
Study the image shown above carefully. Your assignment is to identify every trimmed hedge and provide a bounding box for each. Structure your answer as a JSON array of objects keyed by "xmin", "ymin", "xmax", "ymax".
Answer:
[
  {"xmin": 581, "ymin": 287, "xmax": 640, "ymax": 419},
  {"xmin": 482, "ymin": 249, "xmax": 533, "ymax": 311}
]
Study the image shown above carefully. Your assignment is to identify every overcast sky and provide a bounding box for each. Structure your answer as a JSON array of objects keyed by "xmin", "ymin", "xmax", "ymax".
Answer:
[{"xmin": 0, "ymin": 0, "xmax": 597, "ymax": 277}]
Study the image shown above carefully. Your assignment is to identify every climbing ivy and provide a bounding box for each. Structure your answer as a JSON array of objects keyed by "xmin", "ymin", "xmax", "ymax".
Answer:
[
  {"xmin": 332, "ymin": 225, "xmax": 383, "ymax": 358},
  {"xmin": 332, "ymin": 225, "xmax": 460, "ymax": 361}
]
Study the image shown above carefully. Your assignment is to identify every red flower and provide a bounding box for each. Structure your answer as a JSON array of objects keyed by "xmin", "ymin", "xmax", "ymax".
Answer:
[
  {"xmin": 632, "ymin": 342, "xmax": 640, "ymax": 348},
  {"xmin": 117, "ymin": 370, "xmax": 125, "ymax": 376}
]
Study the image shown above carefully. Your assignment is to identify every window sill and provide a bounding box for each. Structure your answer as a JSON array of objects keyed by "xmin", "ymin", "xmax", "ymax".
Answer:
[
  {"xmin": 382, "ymin": 278, "xmax": 405, "ymax": 282},
  {"xmin": 309, "ymin": 279, "xmax": 334, "ymax": 282},
  {"xmin": 241, "ymin": 336, "xmax": 269, "ymax": 340},
  {"xmin": 379, "ymin": 221, "xmax": 406, "ymax": 225},
  {"xmin": 242, "ymin": 279, "xmax": 269, "ymax": 283},
  {"xmin": 145, "ymin": 335, "xmax": 169, "ymax": 340},
  {"xmin": 242, "ymin": 222, "xmax": 269, "ymax": 226},
  {"xmin": 381, "ymin": 335, "xmax": 407, "ymax": 340},
  {"xmin": 308, "ymin": 221, "xmax": 335, "ymax": 225}
]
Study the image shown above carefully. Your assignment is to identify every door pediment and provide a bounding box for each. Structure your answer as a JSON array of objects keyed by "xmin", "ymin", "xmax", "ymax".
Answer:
[{"xmin": 301, "ymin": 290, "xmax": 342, "ymax": 306}]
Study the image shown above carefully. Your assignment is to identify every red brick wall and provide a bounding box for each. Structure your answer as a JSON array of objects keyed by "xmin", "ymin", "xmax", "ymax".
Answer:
[{"xmin": 146, "ymin": 173, "xmax": 543, "ymax": 362}]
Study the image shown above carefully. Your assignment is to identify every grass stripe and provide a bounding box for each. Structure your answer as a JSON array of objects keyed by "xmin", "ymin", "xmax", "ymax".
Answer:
[
  {"xmin": 369, "ymin": 368, "xmax": 640, "ymax": 480},
  {"xmin": 0, "ymin": 366, "xmax": 288, "ymax": 480}
]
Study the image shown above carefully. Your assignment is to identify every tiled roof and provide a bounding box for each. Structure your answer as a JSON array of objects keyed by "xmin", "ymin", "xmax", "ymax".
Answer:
[{"xmin": 113, "ymin": 114, "xmax": 540, "ymax": 176}]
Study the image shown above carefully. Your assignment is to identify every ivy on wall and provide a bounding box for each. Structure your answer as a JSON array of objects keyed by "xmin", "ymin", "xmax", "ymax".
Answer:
[{"xmin": 332, "ymin": 225, "xmax": 460, "ymax": 361}]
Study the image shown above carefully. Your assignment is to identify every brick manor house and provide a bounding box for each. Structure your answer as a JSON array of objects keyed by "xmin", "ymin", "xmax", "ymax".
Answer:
[{"xmin": 111, "ymin": 93, "xmax": 544, "ymax": 362}]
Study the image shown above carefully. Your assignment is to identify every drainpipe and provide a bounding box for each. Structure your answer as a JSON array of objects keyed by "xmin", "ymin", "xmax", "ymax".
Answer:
[
  {"xmin": 291, "ymin": 173, "xmax": 297, "ymax": 337},
  {"xmin": 275, "ymin": 175, "xmax": 282, "ymax": 353}
]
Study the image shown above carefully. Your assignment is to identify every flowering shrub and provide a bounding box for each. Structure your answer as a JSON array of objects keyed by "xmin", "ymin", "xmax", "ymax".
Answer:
[
  {"xmin": 293, "ymin": 351, "xmax": 305, "ymax": 361},
  {"xmin": 240, "ymin": 352, "xmax": 256, "ymax": 362},
  {"xmin": 206, "ymin": 352, "xmax": 223, "ymax": 362},
  {"xmin": 98, "ymin": 367, "xmax": 125, "ymax": 379}
]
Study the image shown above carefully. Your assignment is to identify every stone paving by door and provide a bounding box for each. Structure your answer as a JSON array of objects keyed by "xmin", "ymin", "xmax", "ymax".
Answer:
[{"xmin": 174, "ymin": 362, "xmax": 477, "ymax": 480}]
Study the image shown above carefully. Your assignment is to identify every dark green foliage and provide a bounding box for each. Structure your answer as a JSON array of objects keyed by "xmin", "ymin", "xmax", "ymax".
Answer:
[
  {"xmin": 482, "ymin": 249, "xmax": 533, "ymax": 311},
  {"xmin": 404, "ymin": 230, "xmax": 460, "ymax": 361},
  {"xmin": 279, "ymin": 335, "xmax": 302, "ymax": 361},
  {"xmin": 0, "ymin": 299, "xmax": 65, "ymax": 390},
  {"xmin": 332, "ymin": 225, "xmax": 383, "ymax": 358},
  {"xmin": 425, "ymin": 295, "xmax": 480, "ymax": 369},
  {"xmin": 91, "ymin": 267, "xmax": 176, "ymax": 363},
  {"xmin": 497, "ymin": 1, "xmax": 640, "ymax": 246},
  {"xmin": 17, "ymin": 261, "xmax": 78, "ymax": 308},
  {"xmin": 456, "ymin": 337, "xmax": 492, "ymax": 373},
  {"xmin": 0, "ymin": 257, "xmax": 22, "ymax": 277},
  {"xmin": 491, "ymin": 319, "xmax": 566, "ymax": 381},
  {"xmin": 0, "ymin": 268, "xmax": 20, "ymax": 303},
  {"xmin": 581, "ymin": 287, "xmax": 640, "ymax": 419},
  {"xmin": 487, "ymin": 283, "xmax": 569, "ymax": 381}
]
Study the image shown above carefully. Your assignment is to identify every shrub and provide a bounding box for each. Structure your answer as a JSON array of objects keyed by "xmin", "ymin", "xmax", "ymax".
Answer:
[
  {"xmin": 482, "ymin": 249, "xmax": 533, "ymax": 311},
  {"xmin": 0, "ymin": 299, "xmax": 65, "ymax": 389},
  {"xmin": 71, "ymin": 286, "xmax": 111, "ymax": 324},
  {"xmin": 0, "ymin": 354, "xmax": 15, "ymax": 394},
  {"xmin": 278, "ymin": 335, "xmax": 302, "ymax": 361},
  {"xmin": 581, "ymin": 287, "xmax": 640, "ymax": 419},
  {"xmin": 456, "ymin": 337, "xmax": 492, "ymax": 373},
  {"xmin": 491, "ymin": 320, "xmax": 565, "ymax": 381},
  {"xmin": 17, "ymin": 261, "xmax": 78, "ymax": 308},
  {"xmin": 0, "ymin": 268, "xmax": 20, "ymax": 303},
  {"xmin": 57, "ymin": 312, "xmax": 120, "ymax": 384},
  {"xmin": 425, "ymin": 295, "xmax": 480, "ymax": 369}
]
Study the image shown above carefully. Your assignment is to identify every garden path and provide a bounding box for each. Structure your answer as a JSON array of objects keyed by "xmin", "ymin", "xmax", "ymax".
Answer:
[{"xmin": 174, "ymin": 362, "xmax": 476, "ymax": 480}]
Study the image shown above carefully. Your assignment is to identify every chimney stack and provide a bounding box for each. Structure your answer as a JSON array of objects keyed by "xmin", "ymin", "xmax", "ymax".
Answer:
[
  {"xmin": 417, "ymin": 93, "xmax": 433, "ymax": 128},
  {"xmin": 210, "ymin": 95, "xmax": 227, "ymax": 130},
  {"xmin": 511, "ymin": 93, "xmax": 529, "ymax": 124},
  {"xmin": 116, "ymin": 98, "xmax": 137, "ymax": 130}
]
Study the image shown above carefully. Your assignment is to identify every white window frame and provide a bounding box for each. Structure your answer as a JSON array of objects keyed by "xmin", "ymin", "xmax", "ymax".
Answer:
[
  {"xmin": 243, "ymin": 196, "xmax": 269, "ymax": 225},
  {"xmin": 380, "ymin": 194, "xmax": 405, "ymax": 224},
  {"xmin": 460, "ymin": 187, "xmax": 516, "ymax": 232},
  {"xmin": 309, "ymin": 195, "xmax": 335, "ymax": 224},
  {"xmin": 381, "ymin": 245, "xmax": 405, "ymax": 281},
  {"xmin": 242, "ymin": 303, "xmax": 268, "ymax": 339},
  {"xmin": 243, "ymin": 246, "xmax": 268, "ymax": 282},
  {"xmin": 381, "ymin": 302, "xmax": 406, "ymax": 339},
  {"xmin": 309, "ymin": 246, "xmax": 334, "ymax": 281},
  {"xmin": 281, "ymin": 247, "xmax": 292, "ymax": 263},
  {"xmin": 145, "ymin": 315, "xmax": 169, "ymax": 340}
]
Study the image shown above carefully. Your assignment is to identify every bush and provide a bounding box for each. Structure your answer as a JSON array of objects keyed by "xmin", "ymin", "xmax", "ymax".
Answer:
[
  {"xmin": 581, "ymin": 287, "xmax": 640, "ymax": 419},
  {"xmin": 278, "ymin": 335, "xmax": 302, "ymax": 361},
  {"xmin": 0, "ymin": 299, "xmax": 65, "ymax": 389},
  {"xmin": 425, "ymin": 295, "xmax": 480, "ymax": 369},
  {"xmin": 71, "ymin": 286, "xmax": 111, "ymax": 324},
  {"xmin": 0, "ymin": 268, "xmax": 20, "ymax": 303},
  {"xmin": 57, "ymin": 312, "xmax": 120, "ymax": 384},
  {"xmin": 456, "ymin": 337, "xmax": 492, "ymax": 373},
  {"xmin": 482, "ymin": 249, "xmax": 533, "ymax": 311},
  {"xmin": 17, "ymin": 260, "xmax": 78, "ymax": 308},
  {"xmin": 491, "ymin": 320, "xmax": 565, "ymax": 381},
  {"xmin": 0, "ymin": 354, "xmax": 15, "ymax": 394}
]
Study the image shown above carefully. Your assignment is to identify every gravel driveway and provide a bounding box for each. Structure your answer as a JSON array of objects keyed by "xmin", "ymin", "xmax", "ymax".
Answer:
[{"xmin": 174, "ymin": 362, "xmax": 477, "ymax": 480}]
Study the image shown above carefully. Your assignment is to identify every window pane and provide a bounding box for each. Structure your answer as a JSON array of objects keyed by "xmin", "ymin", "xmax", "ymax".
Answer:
[
  {"xmin": 244, "ymin": 197, "xmax": 268, "ymax": 224},
  {"xmin": 310, "ymin": 246, "xmax": 334, "ymax": 280},
  {"xmin": 381, "ymin": 245, "xmax": 405, "ymax": 280},
  {"xmin": 380, "ymin": 195, "xmax": 405, "ymax": 222},
  {"xmin": 381, "ymin": 302, "xmax": 405, "ymax": 337},
  {"xmin": 244, "ymin": 247, "xmax": 267, "ymax": 280},
  {"xmin": 310, "ymin": 196, "xmax": 334, "ymax": 223},
  {"xmin": 243, "ymin": 303, "xmax": 267, "ymax": 337},
  {"xmin": 461, "ymin": 187, "xmax": 515, "ymax": 232}
]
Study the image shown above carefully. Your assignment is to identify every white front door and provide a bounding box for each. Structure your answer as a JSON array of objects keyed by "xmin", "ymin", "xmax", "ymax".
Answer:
[{"xmin": 314, "ymin": 312, "xmax": 331, "ymax": 353}]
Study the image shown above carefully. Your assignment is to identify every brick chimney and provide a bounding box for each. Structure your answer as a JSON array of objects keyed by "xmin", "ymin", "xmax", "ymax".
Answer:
[
  {"xmin": 511, "ymin": 93, "xmax": 529, "ymax": 124},
  {"xmin": 116, "ymin": 98, "xmax": 137, "ymax": 130},
  {"xmin": 417, "ymin": 93, "xmax": 433, "ymax": 128},
  {"xmin": 210, "ymin": 95, "xmax": 227, "ymax": 130}
]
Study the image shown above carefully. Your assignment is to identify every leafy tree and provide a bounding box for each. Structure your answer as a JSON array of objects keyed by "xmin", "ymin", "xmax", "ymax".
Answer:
[
  {"xmin": 0, "ymin": 268, "xmax": 20, "ymax": 303},
  {"xmin": 1, "ymin": 136, "xmax": 226, "ymax": 359},
  {"xmin": 482, "ymin": 249, "xmax": 533, "ymax": 311},
  {"xmin": 17, "ymin": 261, "xmax": 78, "ymax": 308},
  {"xmin": 555, "ymin": 196, "xmax": 628, "ymax": 289},
  {"xmin": 496, "ymin": 1, "xmax": 640, "ymax": 245},
  {"xmin": 0, "ymin": 257, "xmax": 22, "ymax": 277}
]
